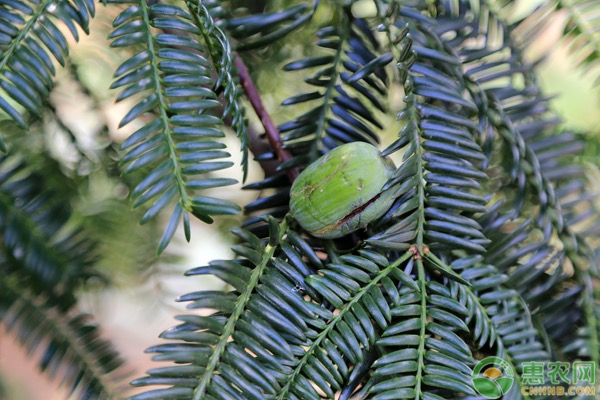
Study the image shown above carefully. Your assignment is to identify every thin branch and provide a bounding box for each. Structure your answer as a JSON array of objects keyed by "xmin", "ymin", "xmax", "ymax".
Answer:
[
  {"xmin": 233, "ymin": 54, "xmax": 300, "ymax": 182},
  {"xmin": 147, "ymin": 0, "xmax": 293, "ymax": 181}
]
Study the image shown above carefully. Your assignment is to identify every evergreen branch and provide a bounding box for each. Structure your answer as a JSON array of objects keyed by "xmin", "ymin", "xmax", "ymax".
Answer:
[
  {"xmin": 372, "ymin": 8, "xmax": 488, "ymax": 255},
  {"xmin": 226, "ymin": 1, "xmax": 318, "ymax": 51},
  {"xmin": 462, "ymin": 2, "xmax": 594, "ymax": 248},
  {"xmin": 413, "ymin": 258, "xmax": 428, "ymax": 400},
  {"xmin": 405, "ymin": 82, "xmax": 426, "ymax": 253},
  {"xmin": 110, "ymin": 1, "xmax": 241, "ymax": 253},
  {"xmin": 0, "ymin": 0, "xmax": 94, "ymax": 137},
  {"xmin": 1, "ymin": 277, "xmax": 123, "ymax": 400},
  {"xmin": 0, "ymin": 152, "xmax": 122, "ymax": 399},
  {"xmin": 193, "ymin": 216, "xmax": 289, "ymax": 399},
  {"xmin": 125, "ymin": 2, "xmax": 600, "ymax": 399},
  {"xmin": 423, "ymin": 4, "xmax": 596, "ymax": 372},
  {"xmin": 278, "ymin": 6, "xmax": 389, "ymax": 166},
  {"xmin": 0, "ymin": 154, "xmax": 96, "ymax": 298},
  {"xmin": 137, "ymin": 0, "xmax": 194, "ymax": 251},
  {"xmin": 483, "ymin": 91, "xmax": 564, "ymax": 231},
  {"xmin": 307, "ymin": 16, "xmax": 348, "ymax": 161},
  {"xmin": 276, "ymin": 250, "xmax": 413, "ymax": 399},
  {"xmin": 187, "ymin": 0, "xmax": 250, "ymax": 181},
  {"xmin": 573, "ymin": 262, "xmax": 600, "ymax": 366},
  {"xmin": 452, "ymin": 262, "xmax": 538, "ymax": 400},
  {"xmin": 556, "ymin": 0, "xmax": 600, "ymax": 84},
  {"xmin": 453, "ymin": 279, "xmax": 499, "ymax": 349},
  {"xmin": 457, "ymin": 1, "xmax": 599, "ymax": 364}
]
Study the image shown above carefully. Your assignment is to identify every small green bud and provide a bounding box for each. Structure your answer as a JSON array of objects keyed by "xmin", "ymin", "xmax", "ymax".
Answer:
[{"xmin": 289, "ymin": 142, "xmax": 396, "ymax": 238}]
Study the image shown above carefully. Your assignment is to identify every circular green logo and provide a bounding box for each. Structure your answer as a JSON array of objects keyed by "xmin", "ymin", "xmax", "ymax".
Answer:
[{"xmin": 472, "ymin": 357, "xmax": 515, "ymax": 399}]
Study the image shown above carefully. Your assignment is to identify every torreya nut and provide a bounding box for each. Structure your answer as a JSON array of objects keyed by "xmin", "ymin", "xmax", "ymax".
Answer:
[{"xmin": 289, "ymin": 142, "xmax": 396, "ymax": 239}]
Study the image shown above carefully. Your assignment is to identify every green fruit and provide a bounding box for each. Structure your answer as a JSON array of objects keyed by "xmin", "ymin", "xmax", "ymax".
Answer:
[{"xmin": 289, "ymin": 142, "xmax": 396, "ymax": 238}]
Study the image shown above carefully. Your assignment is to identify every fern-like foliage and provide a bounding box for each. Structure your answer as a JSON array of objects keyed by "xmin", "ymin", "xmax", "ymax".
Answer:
[
  {"xmin": 187, "ymin": 0, "xmax": 249, "ymax": 179},
  {"xmin": 0, "ymin": 0, "xmax": 587, "ymax": 398},
  {"xmin": 279, "ymin": 7, "xmax": 390, "ymax": 160},
  {"xmin": 225, "ymin": 1, "xmax": 318, "ymax": 51},
  {"xmin": 109, "ymin": 0, "xmax": 244, "ymax": 253},
  {"xmin": 130, "ymin": 0, "xmax": 599, "ymax": 399},
  {"xmin": 0, "ymin": 153, "xmax": 124, "ymax": 399},
  {"xmin": 487, "ymin": 0, "xmax": 600, "ymax": 91},
  {"xmin": 0, "ymin": 0, "xmax": 94, "ymax": 138},
  {"xmin": 457, "ymin": 0, "xmax": 600, "ymax": 367},
  {"xmin": 559, "ymin": 0, "xmax": 600, "ymax": 70}
]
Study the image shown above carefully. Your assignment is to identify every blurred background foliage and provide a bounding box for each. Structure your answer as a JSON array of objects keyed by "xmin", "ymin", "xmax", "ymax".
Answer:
[{"xmin": 0, "ymin": 0, "xmax": 598, "ymax": 398}]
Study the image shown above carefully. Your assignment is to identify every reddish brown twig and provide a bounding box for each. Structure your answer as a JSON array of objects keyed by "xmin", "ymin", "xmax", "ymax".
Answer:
[{"xmin": 233, "ymin": 54, "xmax": 299, "ymax": 182}]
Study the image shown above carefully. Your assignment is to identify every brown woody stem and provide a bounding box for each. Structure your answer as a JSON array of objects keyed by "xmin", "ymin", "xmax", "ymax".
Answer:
[{"xmin": 233, "ymin": 54, "xmax": 299, "ymax": 181}]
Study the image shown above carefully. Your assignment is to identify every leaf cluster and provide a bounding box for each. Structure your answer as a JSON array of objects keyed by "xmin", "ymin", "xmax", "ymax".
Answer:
[
  {"xmin": 0, "ymin": 0, "xmax": 598, "ymax": 399},
  {"xmin": 129, "ymin": 1, "xmax": 600, "ymax": 400}
]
